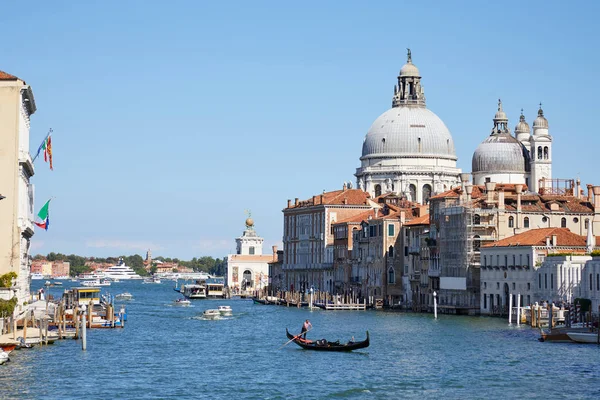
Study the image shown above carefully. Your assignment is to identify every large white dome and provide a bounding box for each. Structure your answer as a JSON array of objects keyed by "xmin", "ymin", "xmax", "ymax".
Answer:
[{"xmin": 361, "ymin": 107, "xmax": 457, "ymax": 160}]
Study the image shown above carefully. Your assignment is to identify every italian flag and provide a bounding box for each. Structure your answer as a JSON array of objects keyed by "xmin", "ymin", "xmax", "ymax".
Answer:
[{"xmin": 34, "ymin": 199, "xmax": 51, "ymax": 230}]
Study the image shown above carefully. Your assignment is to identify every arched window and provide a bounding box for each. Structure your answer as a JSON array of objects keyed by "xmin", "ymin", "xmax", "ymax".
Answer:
[
  {"xmin": 374, "ymin": 184, "xmax": 382, "ymax": 197},
  {"xmin": 473, "ymin": 214, "xmax": 481, "ymax": 225},
  {"xmin": 409, "ymin": 184, "xmax": 417, "ymax": 202},
  {"xmin": 473, "ymin": 235, "xmax": 480, "ymax": 251},
  {"xmin": 422, "ymin": 184, "xmax": 432, "ymax": 204},
  {"xmin": 524, "ymin": 217, "xmax": 530, "ymax": 228},
  {"xmin": 388, "ymin": 245, "xmax": 394, "ymax": 258},
  {"xmin": 544, "ymin": 146, "xmax": 549, "ymax": 159},
  {"xmin": 561, "ymin": 217, "xmax": 567, "ymax": 228},
  {"xmin": 537, "ymin": 146, "xmax": 543, "ymax": 160},
  {"xmin": 388, "ymin": 267, "xmax": 395, "ymax": 284},
  {"xmin": 508, "ymin": 216, "xmax": 514, "ymax": 228}
]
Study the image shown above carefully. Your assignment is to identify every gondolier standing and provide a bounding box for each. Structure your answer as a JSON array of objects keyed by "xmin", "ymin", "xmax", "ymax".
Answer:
[{"xmin": 301, "ymin": 319, "xmax": 312, "ymax": 339}]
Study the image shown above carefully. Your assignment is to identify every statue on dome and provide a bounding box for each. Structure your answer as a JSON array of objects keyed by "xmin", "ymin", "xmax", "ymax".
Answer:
[
  {"xmin": 407, "ymin": 48, "xmax": 412, "ymax": 63},
  {"xmin": 358, "ymin": 178, "xmax": 364, "ymax": 191}
]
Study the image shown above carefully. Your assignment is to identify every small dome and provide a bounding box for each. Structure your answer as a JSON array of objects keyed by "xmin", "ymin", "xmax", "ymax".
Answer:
[
  {"xmin": 399, "ymin": 62, "xmax": 420, "ymax": 77},
  {"xmin": 514, "ymin": 111, "xmax": 530, "ymax": 135},
  {"xmin": 494, "ymin": 99, "xmax": 508, "ymax": 122},
  {"xmin": 533, "ymin": 106, "xmax": 548, "ymax": 129},
  {"xmin": 472, "ymin": 133, "xmax": 531, "ymax": 173}
]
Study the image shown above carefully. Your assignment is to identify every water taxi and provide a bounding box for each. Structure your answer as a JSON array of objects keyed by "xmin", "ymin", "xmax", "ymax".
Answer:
[
  {"xmin": 182, "ymin": 283, "xmax": 207, "ymax": 299},
  {"xmin": 218, "ymin": 305, "xmax": 232, "ymax": 316},
  {"xmin": 115, "ymin": 292, "xmax": 133, "ymax": 300},
  {"xmin": 202, "ymin": 309, "xmax": 220, "ymax": 319},
  {"xmin": 174, "ymin": 298, "xmax": 191, "ymax": 306}
]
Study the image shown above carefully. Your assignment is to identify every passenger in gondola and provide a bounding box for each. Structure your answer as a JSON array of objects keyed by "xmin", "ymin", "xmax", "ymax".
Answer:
[{"xmin": 301, "ymin": 319, "xmax": 312, "ymax": 339}]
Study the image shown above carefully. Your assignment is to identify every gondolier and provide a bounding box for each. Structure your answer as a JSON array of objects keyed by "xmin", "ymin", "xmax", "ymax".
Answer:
[{"xmin": 301, "ymin": 319, "xmax": 312, "ymax": 339}]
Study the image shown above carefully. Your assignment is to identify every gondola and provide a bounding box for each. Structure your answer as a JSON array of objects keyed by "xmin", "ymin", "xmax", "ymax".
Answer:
[{"xmin": 285, "ymin": 328, "xmax": 369, "ymax": 351}]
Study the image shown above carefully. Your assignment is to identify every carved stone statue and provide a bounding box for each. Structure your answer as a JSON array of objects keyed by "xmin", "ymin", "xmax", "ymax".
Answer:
[
  {"xmin": 385, "ymin": 178, "xmax": 392, "ymax": 193},
  {"xmin": 358, "ymin": 178, "xmax": 364, "ymax": 191}
]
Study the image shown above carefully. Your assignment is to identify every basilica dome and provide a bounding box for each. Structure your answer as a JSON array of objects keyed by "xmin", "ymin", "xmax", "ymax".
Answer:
[
  {"xmin": 361, "ymin": 107, "xmax": 456, "ymax": 159},
  {"xmin": 472, "ymin": 133, "xmax": 530, "ymax": 173}
]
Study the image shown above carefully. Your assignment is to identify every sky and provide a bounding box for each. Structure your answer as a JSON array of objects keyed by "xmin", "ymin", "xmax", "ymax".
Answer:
[{"xmin": 1, "ymin": 0, "xmax": 598, "ymax": 260}]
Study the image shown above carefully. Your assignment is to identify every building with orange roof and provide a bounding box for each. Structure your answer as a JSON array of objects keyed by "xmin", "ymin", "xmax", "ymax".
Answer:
[
  {"xmin": 281, "ymin": 184, "xmax": 373, "ymax": 293},
  {"xmin": 479, "ymin": 227, "xmax": 600, "ymax": 315},
  {"xmin": 227, "ymin": 217, "xmax": 272, "ymax": 295},
  {"xmin": 0, "ymin": 69, "xmax": 37, "ymax": 322},
  {"xmin": 430, "ymin": 174, "xmax": 600, "ymax": 315}
]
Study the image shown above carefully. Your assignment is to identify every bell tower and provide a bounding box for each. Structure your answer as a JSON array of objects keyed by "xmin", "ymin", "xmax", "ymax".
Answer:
[{"xmin": 530, "ymin": 104, "xmax": 552, "ymax": 193}]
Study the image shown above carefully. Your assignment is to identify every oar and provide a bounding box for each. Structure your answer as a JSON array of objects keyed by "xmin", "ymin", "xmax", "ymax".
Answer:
[{"xmin": 279, "ymin": 328, "xmax": 312, "ymax": 349}]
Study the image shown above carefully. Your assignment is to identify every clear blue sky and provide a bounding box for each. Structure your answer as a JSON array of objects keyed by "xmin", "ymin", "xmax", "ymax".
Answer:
[{"xmin": 2, "ymin": 0, "xmax": 598, "ymax": 260}]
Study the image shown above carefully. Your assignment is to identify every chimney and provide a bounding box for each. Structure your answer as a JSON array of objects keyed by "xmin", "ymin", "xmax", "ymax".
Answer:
[
  {"xmin": 546, "ymin": 237, "xmax": 551, "ymax": 247},
  {"xmin": 295, "ymin": 198, "xmax": 299, "ymax": 206},
  {"xmin": 287, "ymin": 199, "xmax": 291, "ymax": 208},
  {"xmin": 498, "ymin": 190, "xmax": 505, "ymax": 211},
  {"xmin": 400, "ymin": 211, "xmax": 406, "ymax": 224},
  {"xmin": 320, "ymin": 194, "xmax": 324, "ymax": 204},
  {"xmin": 272, "ymin": 245, "xmax": 278, "ymax": 261},
  {"xmin": 587, "ymin": 184, "xmax": 593, "ymax": 203},
  {"xmin": 312, "ymin": 195, "xmax": 316, "ymax": 204},
  {"xmin": 485, "ymin": 182, "xmax": 496, "ymax": 204},
  {"xmin": 465, "ymin": 185, "xmax": 473, "ymax": 202},
  {"xmin": 374, "ymin": 208, "xmax": 378, "ymax": 218},
  {"xmin": 460, "ymin": 173, "xmax": 470, "ymax": 189},
  {"xmin": 515, "ymin": 184, "xmax": 523, "ymax": 213},
  {"xmin": 343, "ymin": 182, "xmax": 347, "ymax": 191},
  {"xmin": 575, "ymin": 179, "xmax": 581, "ymax": 199},
  {"xmin": 593, "ymin": 186, "xmax": 600, "ymax": 211},
  {"xmin": 343, "ymin": 198, "xmax": 348, "ymax": 205}
]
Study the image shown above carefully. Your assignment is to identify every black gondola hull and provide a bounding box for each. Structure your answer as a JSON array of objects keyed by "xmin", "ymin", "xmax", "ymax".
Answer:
[{"xmin": 285, "ymin": 328, "xmax": 369, "ymax": 351}]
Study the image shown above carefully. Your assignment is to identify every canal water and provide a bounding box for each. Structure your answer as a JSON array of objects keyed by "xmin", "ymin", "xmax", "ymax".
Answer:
[{"xmin": 1, "ymin": 280, "xmax": 599, "ymax": 399}]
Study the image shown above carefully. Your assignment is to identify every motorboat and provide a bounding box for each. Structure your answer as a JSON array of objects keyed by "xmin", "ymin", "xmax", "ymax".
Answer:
[
  {"xmin": 115, "ymin": 292, "xmax": 133, "ymax": 300},
  {"xmin": 567, "ymin": 332, "xmax": 600, "ymax": 343},
  {"xmin": 0, "ymin": 350, "xmax": 9, "ymax": 365},
  {"xmin": 143, "ymin": 276, "xmax": 161, "ymax": 284},
  {"xmin": 102, "ymin": 258, "xmax": 143, "ymax": 280},
  {"xmin": 218, "ymin": 305, "xmax": 232, "ymax": 316},
  {"xmin": 82, "ymin": 279, "xmax": 111, "ymax": 287},
  {"xmin": 174, "ymin": 298, "xmax": 191, "ymax": 306},
  {"xmin": 202, "ymin": 309, "xmax": 221, "ymax": 319}
]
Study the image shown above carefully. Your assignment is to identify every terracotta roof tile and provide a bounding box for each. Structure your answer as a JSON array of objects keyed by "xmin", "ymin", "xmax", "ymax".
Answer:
[
  {"xmin": 482, "ymin": 228, "xmax": 588, "ymax": 248},
  {"xmin": 404, "ymin": 214, "xmax": 430, "ymax": 226},
  {"xmin": 0, "ymin": 70, "xmax": 18, "ymax": 80},
  {"xmin": 287, "ymin": 189, "xmax": 370, "ymax": 209}
]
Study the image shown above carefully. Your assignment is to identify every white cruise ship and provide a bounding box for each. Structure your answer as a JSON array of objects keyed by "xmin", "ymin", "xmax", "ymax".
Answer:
[{"xmin": 103, "ymin": 258, "xmax": 144, "ymax": 280}]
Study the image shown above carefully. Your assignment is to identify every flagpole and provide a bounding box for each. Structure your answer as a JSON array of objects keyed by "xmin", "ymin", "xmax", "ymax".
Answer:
[{"xmin": 32, "ymin": 128, "xmax": 53, "ymax": 162}]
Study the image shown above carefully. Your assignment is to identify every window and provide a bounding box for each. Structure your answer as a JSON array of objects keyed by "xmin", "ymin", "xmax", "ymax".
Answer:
[
  {"xmin": 484, "ymin": 282, "xmax": 487, "ymax": 289},
  {"xmin": 512, "ymin": 255, "xmax": 516, "ymax": 267},
  {"xmin": 484, "ymin": 255, "xmax": 487, "ymax": 266},
  {"xmin": 574, "ymin": 217, "xmax": 579, "ymax": 223},
  {"xmin": 527, "ymin": 282, "xmax": 530, "ymax": 291},
  {"xmin": 512, "ymin": 282, "xmax": 516, "ymax": 290},
  {"xmin": 497, "ymin": 282, "xmax": 500, "ymax": 289},
  {"xmin": 526, "ymin": 254, "xmax": 530, "ymax": 267},
  {"xmin": 539, "ymin": 274, "xmax": 542, "ymax": 289},
  {"xmin": 388, "ymin": 245, "xmax": 394, "ymax": 258},
  {"xmin": 409, "ymin": 184, "xmax": 417, "ymax": 202},
  {"xmin": 490, "ymin": 294, "xmax": 494, "ymax": 308},
  {"xmin": 524, "ymin": 217, "xmax": 530, "ymax": 228},
  {"xmin": 542, "ymin": 216, "xmax": 548, "ymax": 223},
  {"xmin": 545, "ymin": 273, "xmax": 547, "ymax": 289},
  {"xmin": 544, "ymin": 146, "xmax": 549, "ymax": 159},
  {"xmin": 585, "ymin": 219, "xmax": 590, "ymax": 229},
  {"xmin": 473, "ymin": 214, "xmax": 481, "ymax": 225},
  {"xmin": 551, "ymin": 273, "xmax": 554, "ymax": 289},
  {"xmin": 473, "ymin": 235, "xmax": 480, "ymax": 251},
  {"xmin": 483, "ymin": 294, "xmax": 487, "ymax": 309},
  {"xmin": 537, "ymin": 146, "xmax": 543, "ymax": 160},
  {"xmin": 590, "ymin": 274, "xmax": 593, "ymax": 291},
  {"xmin": 508, "ymin": 216, "xmax": 514, "ymax": 228},
  {"xmin": 597, "ymin": 274, "xmax": 599, "ymax": 291},
  {"xmin": 504, "ymin": 255, "xmax": 508, "ymax": 267},
  {"xmin": 388, "ymin": 224, "xmax": 395, "ymax": 236},
  {"xmin": 249, "ymin": 246, "xmax": 255, "ymax": 255},
  {"xmin": 374, "ymin": 184, "xmax": 382, "ymax": 197},
  {"xmin": 388, "ymin": 267, "xmax": 395, "ymax": 284},
  {"xmin": 561, "ymin": 217, "xmax": 566, "ymax": 228}
]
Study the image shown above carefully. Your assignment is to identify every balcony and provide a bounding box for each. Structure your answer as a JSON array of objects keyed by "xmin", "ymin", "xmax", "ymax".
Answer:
[
  {"xmin": 18, "ymin": 217, "xmax": 35, "ymax": 237},
  {"xmin": 19, "ymin": 150, "xmax": 35, "ymax": 176}
]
